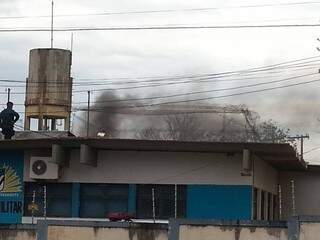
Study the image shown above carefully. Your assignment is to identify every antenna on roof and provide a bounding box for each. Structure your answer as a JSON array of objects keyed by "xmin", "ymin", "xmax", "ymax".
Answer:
[
  {"xmin": 50, "ymin": 0, "xmax": 54, "ymax": 48},
  {"xmin": 70, "ymin": 32, "xmax": 74, "ymax": 52}
]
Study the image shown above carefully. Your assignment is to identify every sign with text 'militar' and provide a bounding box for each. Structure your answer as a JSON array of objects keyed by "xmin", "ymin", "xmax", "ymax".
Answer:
[{"xmin": 0, "ymin": 151, "xmax": 24, "ymax": 224}]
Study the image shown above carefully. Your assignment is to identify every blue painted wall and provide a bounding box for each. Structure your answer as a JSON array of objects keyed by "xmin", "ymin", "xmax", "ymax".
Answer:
[
  {"xmin": 128, "ymin": 184, "xmax": 136, "ymax": 214},
  {"xmin": 0, "ymin": 150, "xmax": 24, "ymax": 224},
  {"xmin": 187, "ymin": 185, "xmax": 252, "ymax": 220}
]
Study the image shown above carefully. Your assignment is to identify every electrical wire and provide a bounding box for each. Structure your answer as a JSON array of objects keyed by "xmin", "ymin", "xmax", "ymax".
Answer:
[
  {"xmin": 2, "ymin": 57, "xmax": 319, "ymax": 85},
  {"xmin": 1, "ymin": 1, "xmax": 320, "ymax": 19},
  {"xmin": 0, "ymin": 55, "xmax": 318, "ymax": 88},
  {"xmin": 79, "ymin": 77, "xmax": 320, "ymax": 110},
  {"xmin": 72, "ymin": 73, "xmax": 318, "ymax": 105},
  {"xmin": 2, "ymin": 61, "xmax": 319, "ymax": 95},
  {"xmin": 9, "ymin": 76, "xmax": 320, "ymax": 114},
  {"xmin": 8, "ymin": 76, "xmax": 320, "ymax": 114},
  {"xmin": 1, "ymin": 23, "xmax": 320, "ymax": 33}
]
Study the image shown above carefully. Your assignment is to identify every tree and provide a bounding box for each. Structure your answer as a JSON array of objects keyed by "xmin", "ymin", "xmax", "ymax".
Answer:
[
  {"xmin": 136, "ymin": 114, "xmax": 208, "ymax": 141},
  {"xmin": 257, "ymin": 120, "xmax": 290, "ymax": 143},
  {"xmin": 164, "ymin": 114, "xmax": 207, "ymax": 141},
  {"xmin": 137, "ymin": 113, "xmax": 291, "ymax": 143},
  {"xmin": 137, "ymin": 127, "xmax": 164, "ymax": 140}
]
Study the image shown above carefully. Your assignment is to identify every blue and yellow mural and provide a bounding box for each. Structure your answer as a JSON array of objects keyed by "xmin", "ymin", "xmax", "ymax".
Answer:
[{"xmin": 0, "ymin": 151, "xmax": 24, "ymax": 224}]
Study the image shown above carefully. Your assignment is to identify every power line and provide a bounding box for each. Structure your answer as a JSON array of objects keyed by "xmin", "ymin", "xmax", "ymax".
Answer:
[
  {"xmin": 72, "ymin": 73, "xmax": 318, "ymax": 105},
  {"xmin": 1, "ymin": 23, "xmax": 320, "ymax": 33},
  {"xmin": 0, "ymin": 55, "xmax": 318, "ymax": 85},
  {"xmin": 304, "ymin": 145, "xmax": 320, "ymax": 155},
  {"xmin": 81, "ymin": 78, "xmax": 320, "ymax": 109},
  {"xmin": 71, "ymin": 62, "xmax": 320, "ymax": 86},
  {"xmin": 1, "ymin": 63, "xmax": 317, "ymax": 87},
  {"xmin": 9, "ymin": 76, "xmax": 320, "ymax": 113},
  {"xmin": 0, "ymin": 67, "xmax": 318, "ymax": 96},
  {"xmin": 5, "ymin": 61, "xmax": 319, "ymax": 95},
  {"xmin": 0, "ymin": 56, "xmax": 317, "ymax": 98},
  {"xmin": 75, "ymin": 55, "xmax": 320, "ymax": 81},
  {"xmin": 9, "ymin": 77, "xmax": 320, "ymax": 114},
  {"xmin": 1, "ymin": 1, "xmax": 320, "ymax": 20}
]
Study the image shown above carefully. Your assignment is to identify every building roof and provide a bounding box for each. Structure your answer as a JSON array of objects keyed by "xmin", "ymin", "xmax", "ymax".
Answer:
[
  {"xmin": 0, "ymin": 137, "xmax": 305, "ymax": 170},
  {"xmin": 305, "ymin": 164, "xmax": 320, "ymax": 172},
  {"xmin": 13, "ymin": 131, "xmax": 75, "ymax": 139}
]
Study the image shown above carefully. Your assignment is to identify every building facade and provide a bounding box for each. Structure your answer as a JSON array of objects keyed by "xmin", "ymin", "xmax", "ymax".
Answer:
[{"xmin": 0, "ymin": 138, "xmax": 308, "ymax": 223}]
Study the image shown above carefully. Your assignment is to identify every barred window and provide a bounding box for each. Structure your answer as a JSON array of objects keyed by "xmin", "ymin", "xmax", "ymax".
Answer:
[
  {"xmin": 136, "ymin": 184, "xmax": 186, "ymax": 219},
  {"xmin": 24, "ymin": 182, "xmax": 72, "ymax": 217},
  {"xmin": 80, "ymin": 183, "xmax": 128, "ymax": 218}
]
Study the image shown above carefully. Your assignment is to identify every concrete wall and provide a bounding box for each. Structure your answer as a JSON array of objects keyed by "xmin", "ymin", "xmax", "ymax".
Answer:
[
  {"xmin": 47, "ymin": 225, "xmax": 167, "ymax": 240},
  {"xmin": 279, "ymin": 170, "xmax": 320, "ymax": 219},
  {"xmin": 299, "ymin": 222, "xmax": 320, "ymax": 240},
  {"xmin": 169, "ymin": 219, "xmax": 288, "ymax": 240},
  {"xmin": 254, "ymin": 155, "xmax": 278, "ymax": 194},
  {"xmin": 4, "ymin": 217, "xmax": 320, "ymax": 240},
  {"xmin": 25, "ymin": 150, "xmax": 253, "ymax": 185},
  {"xmin": 37, "ymin": 221, "xmax": 168, "ymax": 240},
  {"xmin": 0, "ymin": 225, "xmax": 36, "ymax": 240},
  {"xmin": 179, "ymin": 225, "xmax": 287, "ymax": 240}
]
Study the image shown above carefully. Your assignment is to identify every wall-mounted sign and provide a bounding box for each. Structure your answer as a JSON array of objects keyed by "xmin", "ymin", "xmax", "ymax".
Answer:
[{"xmin": 0, "ymin": 151, "xmax": 24, "ymax": 224}]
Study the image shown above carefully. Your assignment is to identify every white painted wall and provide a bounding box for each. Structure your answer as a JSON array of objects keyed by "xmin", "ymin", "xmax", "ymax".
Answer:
[
  {"xmin": 253, "ymin": 155, "xmax": 278, "ymax": 194},
  {"xmin": 25, "ymin": 150, "xmax": 252, "ymax": 185},
  {"xmin": 24, "ymin": 149, "xmax": 279, "ymax": 192},
  {"xmin": 62, "ymin": 150, "xmax": 251, "ymax": 185},
  {"xmin": 279, "ymin": 170, "xmax": 320, "ymax": 220}
]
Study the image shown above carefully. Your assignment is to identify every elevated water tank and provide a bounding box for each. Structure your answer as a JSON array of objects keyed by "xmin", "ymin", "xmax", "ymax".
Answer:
[{"xmin": 24, "ymin": 48, "xmax": 72, "ymax": 131}]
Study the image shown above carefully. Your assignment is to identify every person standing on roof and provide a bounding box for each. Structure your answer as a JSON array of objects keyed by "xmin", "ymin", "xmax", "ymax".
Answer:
[{"xmin": 0, "ymin": 102, "xmax": 20, "ymax": 139}]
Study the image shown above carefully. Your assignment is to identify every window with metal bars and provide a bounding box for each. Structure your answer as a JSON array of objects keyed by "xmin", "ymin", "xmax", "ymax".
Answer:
[
  {"xmin": 136, "ymin": 184, "xmax": 186, "ymax": 219},
  {"xmin": 24, "ymin": 182, "xmax": 72, "ymax": 217},
  {"xmin": 79, "ymin": 183, "xmax": 128, "ymax": 218}
]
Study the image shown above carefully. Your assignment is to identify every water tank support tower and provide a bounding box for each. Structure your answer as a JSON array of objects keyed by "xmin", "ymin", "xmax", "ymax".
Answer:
[{"xmin": 24, "ymin": 48, "xmax": 72, "ymax": 131}]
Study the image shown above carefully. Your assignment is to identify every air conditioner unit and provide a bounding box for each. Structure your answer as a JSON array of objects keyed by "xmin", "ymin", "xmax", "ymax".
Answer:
[{"xmin": 30, "ymin": 157, "xmax": 59, "ymax": 179}]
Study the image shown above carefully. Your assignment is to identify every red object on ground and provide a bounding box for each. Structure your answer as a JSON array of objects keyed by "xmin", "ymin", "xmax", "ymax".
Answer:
[{"xmin": 108, "ymin": 212, "xmax": 134, "ymax": 222}]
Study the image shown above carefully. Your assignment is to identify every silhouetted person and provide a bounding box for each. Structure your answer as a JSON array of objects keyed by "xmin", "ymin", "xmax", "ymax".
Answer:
[{"xmin": 0, "ymin": 102, "xmax": 19, "ymax": 139}]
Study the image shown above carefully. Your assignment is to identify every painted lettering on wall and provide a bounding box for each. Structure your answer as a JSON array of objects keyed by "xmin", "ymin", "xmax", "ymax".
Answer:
[{"xmin": 0, "ymin": 151, "xmax": 24, "ymax": 224}]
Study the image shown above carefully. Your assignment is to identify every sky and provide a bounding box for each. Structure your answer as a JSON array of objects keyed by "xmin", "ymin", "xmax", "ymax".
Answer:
[{"xmin": 1, "ymin": 0, "xmax": 320, "ymax": 163}]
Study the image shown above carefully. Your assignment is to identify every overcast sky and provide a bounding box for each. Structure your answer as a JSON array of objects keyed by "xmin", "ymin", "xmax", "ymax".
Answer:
[{"xmin": 1, "ymin": 0, "xmax": 320, "ymax": 163}]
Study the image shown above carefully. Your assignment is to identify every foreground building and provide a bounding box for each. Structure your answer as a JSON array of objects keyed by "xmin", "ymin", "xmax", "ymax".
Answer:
[{"xmin": 0, "ymin": 136, "xmax": 313, "ymax": 224}]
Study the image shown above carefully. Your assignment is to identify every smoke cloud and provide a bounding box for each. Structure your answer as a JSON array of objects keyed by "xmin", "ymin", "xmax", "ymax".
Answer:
[{"xmin": 75, "ymin": 91, "xmax": 262, "ymax": 141}]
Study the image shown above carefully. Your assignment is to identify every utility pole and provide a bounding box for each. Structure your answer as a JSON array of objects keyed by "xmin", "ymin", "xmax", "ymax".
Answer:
[
  {"xmin": 287, "ymin": 134, "xmax": 309, "ymax": 160},
  {"xmin": 50, "ymin": 0, "xmax": 54, "ymax": 48},
  {"xmin": 6, "ymin": 88, "xmax": 10, "ymax": 102},
  {"xmin": 86, "ymin": 91, "xmax": 91, "ymax": 137}
]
